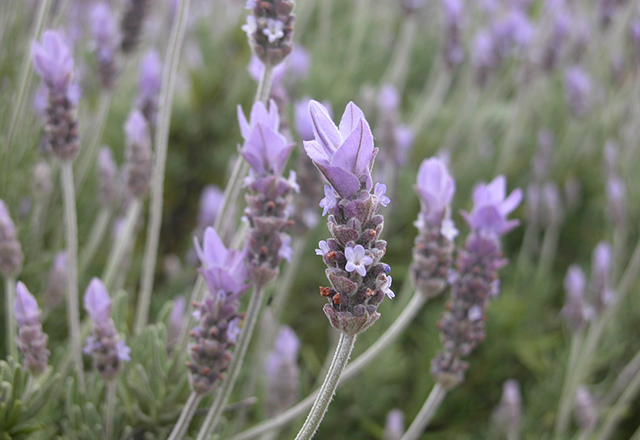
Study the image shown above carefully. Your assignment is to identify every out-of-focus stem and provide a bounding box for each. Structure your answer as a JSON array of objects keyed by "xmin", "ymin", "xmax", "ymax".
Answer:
[
  {"xmin": 534, "ymin": 224, "xmax": 561, "ymax": 286},
  {"xmin": 596, "ymin": 363, "xmax": 640, "ymax": 440},
  {"xmin": 196, "ymin": 286, "xmax": 266, "ymax": 440},
  {"xmin": 345, "ymin": 0, "xmax": 370, "ymax": 77},
  {"xmin": 554, "ymin": 330, "xmax": 585, "ymax": 436},
  {"xmin": 294, "ymin": 332, "xmax": 357, "ymax": 440},
  {"xmin": 5, "ymin": 277, "xmax": 17, "ymax": 359},
  {"xmin": 101, "ymin": 200, "xmax": 141, "ymax": 292},
  {"xmin": 602, "ymin": 348, "xmax": 640, "ymax": 409},
  {"xmin": 106, "ymin": 380, "xmax": 116, "ymax": 440},
  {"xmin": 227, "ymin": 291, "xmax": 428, "ymax": 440},
  {"xmin": 134, "ymin": 0, "xmax": 191, "ymax": 334},
  {"xmin": 254, "ymin": 63, "xmax": 274, "ymax": 104},
  {"xmin": 401, "ymin": 383, "xmax": 447, "ymax": 440},
  {"xmin": 79, "ymin": 207, "xmax": 112, "ymax": 275},
  {"xmin": 167, "ymin": 392, "xmax": 203, "ymax": 440},
  {"xmin": 382, "ymin": 15, "xmax": 418, "ymax": 93},
  {"xmin": 61, "ymin": 161, "xmax": 84, "ymax": 388},
  {"xmin": 76, "ymin": 92, "xmax": 113, "ymax": 189}
]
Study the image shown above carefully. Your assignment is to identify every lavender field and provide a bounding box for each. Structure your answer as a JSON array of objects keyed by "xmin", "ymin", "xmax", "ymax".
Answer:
[{"xmin": 1, "ymin": 0, "xmax": 640, "ymax": 439}]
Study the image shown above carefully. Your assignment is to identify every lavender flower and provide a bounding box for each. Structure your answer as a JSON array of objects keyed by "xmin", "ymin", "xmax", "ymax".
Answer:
[
  {"xmin": 589, "ymin": 242, "xmax": 613, "ymax": 314},
  {"xmin": 91, "ymin": 2, "xmax": 118, "ymax": 89},
  {"xmin": 197, "ymin": 185, "xmax": 224, "ymax": 232},
  {"xmin": 168, "ymin": 296, "xmax": 186, "ymax": 352},
  {"xmin": 561, "ymin": 265, "xmax": 591, "ymax": 332},
  {"xmin": 539, "ymin": 1, "xmax": 571, "ymax": 71},
  {"xmin": 14, "ymin": 282, "xmax": 50, "ymax": 375},
  {"xmin": 120, "ymin": 0, "xmax": 150, "ymax": 53},
  {"xmin": 0, "ymin": 200, "xmax": 24, "ymax": 279},
  {"xmin": 44, "ymin": 251, "xmax": 67, "ymax": 310},
  {"xmin": 305, "ymin": 101, "xmax": 393, "ymax": 335},
  {"xmin": 137, "ymin": 49, "xmax": 162, "ymax": 126},
  {"xmin": 472, "ymin": 30, "xmax": 499, "ymax": 86},
  {"xmin": 189, "ymin": 227, "xmax": 249, "ymax": 394},
  {"xmin": 32, "ymin": 30, "xmax": 80, "ymax": 161},
  {"xmin": 441, "ymin": 0, "xmax": 465, "ymax": 68},
  {"xmin": 84, "ymin": 278, "xmax": 130, "ymax": 380},
  {"xmin": 238, "ymin": 100, "xmax": 297, "ymax": 286},
  {"xmin": 491, "ymin": 380, "xmax": 522, "ymax": 439},
  {"xmin": 243, "ymin": 0, "xmax": 295, "ymax": 66},
  {"xmin": 432, "ymin": 176, "xmax": 522, "ymax": 388},
  {"xmin": 124, "ymin": 110, "xmax": 152, "ymax": 198},
  {"xmin": 575, "ymin": 385, "xmax": 598, "ymax": 432},
  {"xmin": 264, "ymin": 326, "xmax": 300, "ymax": 417},
  {"xmin": 411, "ymin": 158, "xmax": 456, "ymax": 297},
  {"xmin": 564, "ymin": 66, "xmax": 591, "ymax": 117},
  {"xmin": 98, "ymin": 147, "xmax": 120, "ymax": 207},
  {"xmin": 384, "ymin": 409, "xmax": 405, "ymax": 440}
]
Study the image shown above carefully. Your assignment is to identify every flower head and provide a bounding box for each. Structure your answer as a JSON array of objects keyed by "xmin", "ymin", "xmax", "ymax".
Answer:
[
  {"xmin": 15, "ymin": 281, "xmax": 41, "ymax": 327},
  {"xmin": 463, "ymin": 175, "xmax": 522, "ymax": 238},
  {"xmin": 238, "ymin": 99, "xmax": 280, "ymax": 142},
  {"xmin": 14, "ymin": 282, "xmax": 49, "ymax": 375},
  {"xmin": 344, "ymin": 245, "xmax": 373, "ymax": 277},
  {"xmin": 32, "ymin": 30, "xmax": 74, "ymax": 93},
  {"xmin": 0, "ymin": 200, "xmax": 24, "ymax": 278},
  {"xmin": 84, "ymin": 278, "xmax": 112, "ymax": 325},
  {"xmin": 415, "ymin": 158, "xmax": 455, "ymax": 227},
  {"xmin": 304, "ymin": 100, "xmax": 378, "ymax": 199},
  {"xmin": 138, "ymin": 49, "xmax": 162, "ymax": 102}
]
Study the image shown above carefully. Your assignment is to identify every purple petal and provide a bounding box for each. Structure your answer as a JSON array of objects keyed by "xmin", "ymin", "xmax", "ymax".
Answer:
[{"xmin": 84, "ymin": 277, "xmax": 111, "ymax": 324}]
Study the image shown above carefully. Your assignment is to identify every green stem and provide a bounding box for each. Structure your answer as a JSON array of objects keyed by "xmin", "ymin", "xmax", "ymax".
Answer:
[
  {"xmin": 534, "ymin": 224, "xmax": 561, "ymax": 286},
  {"xmin": 167, "ymin": 392, "xmax": 203, "ymax": 440},
  {"xmin": 601, "ymin": 347, "xmax": 640, "ymax": 409},
  {"xmin": 134, "ymin": 0, "xmax": 191, "ymax": 334},
  {"xmin": 254, "ymin": 63, "xmax": 274, "ymax": 104},
  {"xmin": 596, "ymin": 362, "xmax": 640, "ymax": 440},
  {"xmin": 60, "ymin": 161, "xmax": 84, "ymax": 388},
  {"xmin": 195, "ymin": 286, "xmax": 266, "ymax": 440},
  {"xmin": 5, "ymin": 277, "xmax": 17, "ymax": 359},
  {"xmin": 101, "ymin": 200, "xmax": 141, "ymax": 292},
  {"xmin": 401, "ymin": 383, "xmax": 448, "ymax": 440},
  {"xmin": 226, "ymin": 291, "xmax": 428, "ymax": 440},
  {"xmin": 344, "ymin": 0, "xmax": 370, "ymax": 77},
  {"xmin": 294, "ymin": 332, "xmax": 357, "ymax": 440},
  {"xmin": 76, "ymin": 92, "xmax": 113, "ymax": 189},
  {"xmin": 79, "ymin": 207, "xmax": 112, "ymax": 276},
  {"xmin": 381, "ymin": 15, "xmax": 418, "ymax": 93},
  {"xmin": 106, "ymin": 380, "xmax": 116, "ymax": 440},
  {"xmin": 554, "ymin": 330, "xmax": 585, "ymax": 436}
]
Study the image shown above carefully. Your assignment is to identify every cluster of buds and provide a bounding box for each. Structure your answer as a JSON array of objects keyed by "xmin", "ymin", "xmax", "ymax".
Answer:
[
  {"xmin": 305, "ymin": 101, "xmax": 394, "ymax": 335},
  {"xmin": 136, "ymin": 50, "xmax": 162, "ymax": 128},
  {"xmin": 90, "ymin": 2, "xmax": 118, "ymax": 89},
  {"xmin": 242, "ymin": 0, "xmax": 295, "ymax": 66},
  {"xmin": 189, "ymin": 227, "xmax": 250, "ymax": 394},
  {"xmin": 124, "ymin": 110, "xmax": 153, "ymax": 198},
  {"xmin": 431, "ymin": 176, "xmax": 522, "ymax": 388},
  {"xmin": 410, "ymin": 158, "xmax": 456, "ymax": 298},
  {"xmin": 14, "ymin": 282, "xmax": 50, "ymax": 375},
  {"xmin": 120, "ymin": 0, "xmax": 150, "ymax": 53},
  {"xmin": 0, "ymin": 200, "xmax": 24, "ymax": 279},
  {"xmin": 44, "ymin": 251, "xmax": 67, "ymax": 310},
  {"xmin": 441, "ymin": 0, "xmax": 465, "ymax": 68},
  {"xmin": 561, "ymin": 265, "xmax": 591, "ymax": 332},
  {"xmin": 84, "ymin": 278, "xmax": 131, "ymax": 380},
  {"xmin": 238, "ymin": 100, "xmax": 296, "ymax": 287},
  {"xmin": 32, "ymin": 30, "xmax": 80, "ymax": 161},
  {"xmin": 264, "ymin": 326, "xmax": 300, "ymax": 417}
]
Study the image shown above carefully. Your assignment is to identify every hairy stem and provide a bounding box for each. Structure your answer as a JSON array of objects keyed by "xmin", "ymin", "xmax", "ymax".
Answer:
[
  {"xmin": 401, "ymin": 383, "xmax": 447, "ymax": 440},
  {"xmin": 106, "ymin": 380, "xmax": 116, "ymax": 440},
  {"xmin": 101, "ymin": 200, "xmax": 141, "ymax": 292},
  {"xmin": 61, "ymin": 162, "xmax": 84, "ymax": 388},
  {"xmin": 254, "ymin": 63, "xmax": 274, "ymax": 104},
  {"xmin": 167, "ymin": 392, "xmax": 203, "ymax": 440},
  {"xmin": 134, "ymin": 0, "xmax": 191, "ymax": 334},
  {"xmin": 196, "ymin": 286, "xmax": 265, "ymax": 439},
  {"xmin": 5, "ymin": 277, "xmax": 17, "ymax": 359}
]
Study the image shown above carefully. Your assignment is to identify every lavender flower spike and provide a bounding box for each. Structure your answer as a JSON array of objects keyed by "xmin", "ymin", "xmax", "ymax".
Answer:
[
  {"xmin": 15, "ymin": 282, "xmax": 50, "ymax": 375},
  {"xmin": 84, "ymin": 278, "xmax": 130, "ymax": 380},
  {"xmin": 432, "ymin": 175, "xmax": 522, "ymax": 388},
  {"xmin": 561, "ymin": 265, "xmax": 591, "ymax": 332},
  {"xmin": 411, "ymin": 158, "xmax": 456, "ymax": 298},
  {"xmin": 243, "ymin": 0, "xmax": 295, "ymax": 66},
  {"xmin": 32, "ymin": 30, "xmax": 80, "ymax": 161},
  {"xmin": 124, "ymin": 110, "xmax": 152, "ymax": 198},
  {"xmin": 305, "ymin": 101, "xmax": 392, "ymax": 335},
  {"xmin": 0, "ymin": 199, "xmax": 24, "ymax": 278},
  {"xmin": 265, "ymin": 326, "xmax": 301, "ymax": 417},
  {"xmin": 120, "ymin": 0, "xmax": 150, "ymax": 53},
  {"xmin": 137, "ymin": 49, "xmax": 162, "ymax": 126},
  {"xmin": 91, "ymin": 2, "xmax": 118, "ymax": 89},
  {"xmin": 384, "ymin": 409, "xmax": 405, "ymax": 440}
]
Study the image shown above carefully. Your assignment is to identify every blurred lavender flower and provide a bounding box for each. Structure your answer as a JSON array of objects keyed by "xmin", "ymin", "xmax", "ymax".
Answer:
[
  {"xmin": 589, "ymin": 242, "xmax": 614, "ymax": 314},
  {"xmin": 84, "ymin": 278, "xmax": 130, "ymax": 380},
  {"xmin": 472, "ymin": 30, "xmax": 499, "ymax": 86},
  {"xmin": 540, "ymin": 182, "xmax": 563, "ymax": 227},
  {"xmin": 574, "ymin": 385, "xmax": 598, "ymax": 433},
  {"xmin": 32, "ymin": 161, "xmax": 53, "ymax": 202},
  {"xmin": 44, "ymin": 251, "xmax": 67, "ymax": 310},
  {"xmin": 561, "ymin": 265, "xmax": 591, "ymax": 332},
  {"xmin": 124, "ymin": 110, "xmax": 152, "ymax": 198},
  {"xmin": 32, "ymin": 30, "xmax": 80, "ymax": 161},
  {"xmin": 606, "ymin": 177, "xmax": 626, "ymax": 226},
  {"xmin": 264, "ymin": 326, "xmax": 300, "ymax": 417},
  {"xmin": 441, "ymin": 0, "xmax": 465, "ymax": 68},
  {"xmin": 197, "ymin": 185, "xmax": 224, "ymax": 232},
  {"xmin": 491, "ymin": 379, "xmax": 522, "ymax": 439},
  {"xmin": 539, "ymin": 0, "xmax": 571, "ymax": 71},
  {"xmin": 167, "ymin": 296, "xmax": 186, "ymax": 352},
  {"xmin": 14, "ymin": 282, "xmax": 50, "ymax": 375},
  {"xmin": 243, "ymin": 0, "xmax": 295, "ymax": 66},
  {"xmin": 0, "ymin": 200, "xmax": 24, "ymax": 279},
  {"xmin": 564, "ymin": 66, "xmax": 591, "ymax": 117},
  {"xmin": 492, "ymin": 9, "xmax": 534, "ymax": 59},
  {"xmin": 248, "ymin": 47, "xmax": 309, "ymax": 86},
  {"xmin": 137, "ymin": 49, "xmax": 162, "ymax": 126},
  {"xmin": 411, "ymin": 158, "xmax": 456, "ymax": 297},
  {"xmin": 432, "ymin": 176, "xmax": 522, "ymax": 388},
  {"xmin": 120, "ymin": 0, "xmax": 150, "ymax": 53},
  {"xmin": 305, "ymin": 100, "xmax": 393, "ymax": 335},
  {"xmin": 384, "ymin": 409, "xmax": 405, "ymax": 440},
  {"xmin": 98, "ymin": 147, "xmax": 120, "ymax": 207},
  {"xmin": 295, "ymin": 97, "xmax": 332, "ymax": 142},
  {"xmin": 189, "ymin": 227, "xmax": 249, "ymax": 394},
  {"xmin": 91, "ymin": 2, "xmax": 118, "ymax": 89},
  {"xmin": 238, "ymin": 100, "xmax": 297, "ymax": 286}
]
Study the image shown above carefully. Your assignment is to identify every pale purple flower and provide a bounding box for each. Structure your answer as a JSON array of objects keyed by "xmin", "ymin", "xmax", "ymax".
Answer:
[
  {"xmin": 265, "ymin": 326, "xmax": 300, "ymax": 417},
  {"xmin": 378, "ymin": 84, "xmax": 400, "ymax": 115},
  {"xmin": 464, "ymin": 175, "xmax": 522, "ymax": 238},
  {"xmin": 197, "ymin": 185, "xmax": 224, "ymax": 229},
  {"xmin": 564, "ymin": 66, "xmax": 591, "ymax": 117},
  {"xmin": 84, "ymin": 278, "xmax": 112, "ymax": 325},
  {"xmin": 0, "ymin": 199, "xmax": 24, "ymax": 278},
  {"xmin": 315, "ymin": 240, "xmax": 330, "ymax": 256},
  {"xmin": 384, "ymin": 409, "xmax": 405, "ymax": 440},
  {"xmin": 375, "ymin": 183, "xmax": 391, "ymax": 207},
  {"xmin": 319, "ymin": 184, "xmax": 337, "ymax": 216},
  {"xmin": 124, "ymin": 110, "xmax": 152, "ymax": 197},
  {"xmin": 32, "ymin": 30, "xmax": 74, "ymax": 93},
  {"xmin": 91, "ymin": 3, "xmax": 116, "ymax": 46},
  {"xmin": 415, "ymin": 158, "xmax": 455, "ymax": 228},
  {"xmin": 238, "ymin": 99, "xmax": 280, "ymax": 142},
  {"xmin": 278, "ymin": 234, "xmax": 293, "ymax": 262},
  {"xmin": 562, "ymin": 265, "xmax": 590, "ymax": 331},
  {"xmin": 265, "ymin": 326, "xmax": 300, "ymax": 379},
  {"xmin": 344, "ymin": 245, "xmax": 373, "ymax": 277},
  {"xmin": 606, "ymin": 177, "xmax": 625, "ymax": 225},
  {"xmin": 241, "ymin": 109, "xmax": 292, "ymax": 176},
  {"xmin": 15, "ymin": 282, "xmax": 40, "ymax": 327},
  {"xmin": 263, "ymin": 18, "xmax": 284, "ymax": 43},
  {"xmin": 45, "ymin": 251, "xmax": 67, "ymax": 309},
  {"xmin": 492, "ymin": 380, "xmax": 523, "ymax": 439},
  {"xmin": 15, "ymin": 282, "xmax": 49, "ymax": 375},
  {"xmin": 304, "ymin": 100, "xmax": 379, "ymax": 199},
  {"xmin": 295, "ymin": 98, "xmax": 331, "ymax": 142},
  {"xmin": 591, "ymin": 242, "xmax": 613, "ymax": 312},
  {"xmin": 394, "ymin": 126, "xmax": 415, "ymax": 166}
]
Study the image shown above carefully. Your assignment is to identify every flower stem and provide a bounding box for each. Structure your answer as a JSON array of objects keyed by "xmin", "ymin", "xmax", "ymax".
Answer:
[
  {"xmin": 254, "ymin": 63, "xmax": 274, "ymax": 104},
  {"xmin": 294, "ymin": 332, "xmax": 356, "ymax": 440},
  {"xmin": 5, "ymin": 277, "xmax": 17, "ymax": 359},
  {"xmin": 554, "ymin": 330, "xmax": 585, "ymax": 436},
  {"xmin": 401, "ymin": 383, "xmax": 448, "ymax": 440},
  {"xmin": 195, "ymin": 285, "xmax": 266, "ymax": 440},
  {"xmin": 105, "ymin": 380, "xmax": 116, "ymax": 440},
  {"xmin": 76, "ymin": 92, "xmax": 113, "ymax": 189},
  {"xmin": 60, "ymin": 161, "xmax": 84, "ymax": 388},
  {"xmin": 167, "ymin": 392, "xmax": 203, "ymax": 440},
  {"xmin": 226, "ymin": 291, "xmax": 428, "ymax": 440},
  {"xmin": 596, "ymin": 360, "xmax": 640, "ymax": 440},
  {"xmin": 602, "ymin": 346, "xmax": 640, "ymax": 409},
  {"xmin": 134, "ymin": 0, "xmax": 191, "ymax": 334},
  {"xmin": 79, "ymin": 207, "xmax": 112, "ymax": 276},
  {"xmin": 381, "ymin": 15, "xmax": 418, "ymax": 93},
  {"xmin": 101, "ymin": 200, "xmax": 141, "ymax": 292}
]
